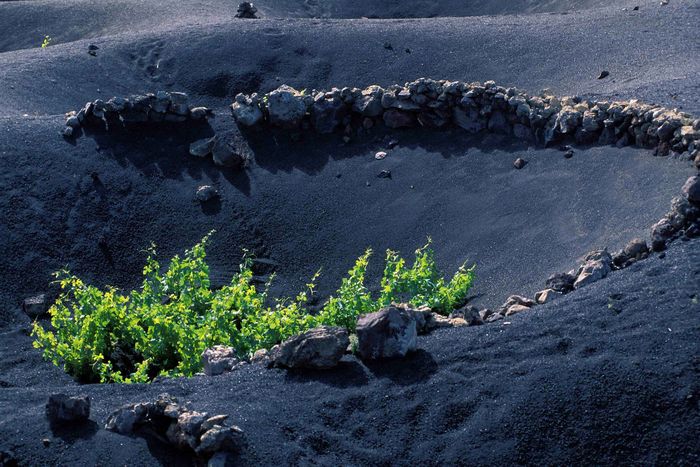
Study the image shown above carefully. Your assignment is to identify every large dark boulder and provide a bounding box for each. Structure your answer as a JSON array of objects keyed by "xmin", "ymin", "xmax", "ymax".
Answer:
[
  {"xmin": 273, "ymin": 326, "xmax": 349, "ymax": 369},
  {"xmin": 356, "ymin": 306, "xmax": 417, "ymax": 360},
  {"xmin": 46, "ymin": 394, "xmax": 90, "ymax": 424}
]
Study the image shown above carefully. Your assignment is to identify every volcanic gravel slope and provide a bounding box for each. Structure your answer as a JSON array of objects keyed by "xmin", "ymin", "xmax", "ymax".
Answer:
[{"xmin": 0, "ymin": 0, "xmax": 699, "ymax": 465}]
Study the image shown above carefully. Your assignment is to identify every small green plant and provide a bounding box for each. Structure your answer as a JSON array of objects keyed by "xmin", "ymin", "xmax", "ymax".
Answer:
[
  {"xmin": 41, "ymin": 35, "xmax": 52, "ymax": 48},
  {"xmin": 33, "ymin": 233, "xmax": 475, "ymax": 383}
]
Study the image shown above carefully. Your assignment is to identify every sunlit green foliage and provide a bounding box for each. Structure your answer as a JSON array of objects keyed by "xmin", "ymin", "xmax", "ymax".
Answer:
[{"xmin": 33, "ymin": 233, "xmax": 475, "ymax": 383}]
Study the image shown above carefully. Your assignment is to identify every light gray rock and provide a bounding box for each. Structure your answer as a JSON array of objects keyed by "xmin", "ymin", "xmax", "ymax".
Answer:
[
  {"xmin": 356, "ymin": 306, "xmax": 417, "ymax": 360},
  {"xmin": 231, "ymin": 93, "xmax": 263, "ymax": 126},
  {"xmin": 273, "ymin": 326, "xmax": 349, "ymax": 369},
  {"xmin": 505, "ymin": 304, "xmax": 531, "ymax": 316},
  {"xmin": 266, "ymin": 85, "xmax": 307, "ymax": 128},
  {"xmin": 535, "ymin": 289, "xmax": 563, "ymax": 305},
  {"xmin": 574, "ymin": 258, "xmax": 612, "ymax": 289},
  {"xmin": 201, "ymin": 345, "xmax": 238, "ymax": 376}
]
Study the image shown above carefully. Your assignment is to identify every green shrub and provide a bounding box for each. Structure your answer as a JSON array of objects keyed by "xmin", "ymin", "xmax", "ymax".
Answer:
[{"xmin": 32, "ymin": 234, "xmax": 475, "ymax": 383}]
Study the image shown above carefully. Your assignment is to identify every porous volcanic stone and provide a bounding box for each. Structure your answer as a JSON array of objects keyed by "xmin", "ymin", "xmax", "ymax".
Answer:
[
  {"xmin": 273, "ymin": 326, "xmax": 349, "ymax": 369},
  {"xmin": 356, "ymin": 306, "xmax": 417, "ymax": 360}
]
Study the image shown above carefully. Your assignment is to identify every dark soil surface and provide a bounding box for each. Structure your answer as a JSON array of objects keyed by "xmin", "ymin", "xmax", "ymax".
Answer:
[{"xmin": 0, "ymin": 0, "xmax": 698, "ymax": 465}]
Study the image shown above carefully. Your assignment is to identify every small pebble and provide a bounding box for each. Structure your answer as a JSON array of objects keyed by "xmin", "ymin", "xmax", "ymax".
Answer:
[
  {"xmin": 377, "ymin": 170, "xmax": 392, "ymax": 179},
  {"xmin": 564, "ymin": 149, "xmax": 574, "ymax": 159},
  {"xmin": 375, "ymin": 151, "xmax": 387, "ymax": 160},
  {"xmin": 513, "ymin": 158, "xmax": 527, "ymax": 169}
]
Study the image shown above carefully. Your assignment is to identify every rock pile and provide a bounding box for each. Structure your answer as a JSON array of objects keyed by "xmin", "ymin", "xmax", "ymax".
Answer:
[
  {"xmin": 231, "ymin": 79, "xmax": 700, "ymax": 157},
  {"xmin": 105, "ymin": 394, "xmax": 245, "ymax": 460},
  {"xmin": 63, "ymin": 92, "xmax": 211, "ymax": 137}
]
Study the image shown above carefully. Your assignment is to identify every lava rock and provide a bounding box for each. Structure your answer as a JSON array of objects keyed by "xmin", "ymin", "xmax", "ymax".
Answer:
[
  {"xmin": 236, "ymin": 2, "xmax": 258, "ymax": 18},
  {"xmin": 196, "ymin": 425, "xmax": 246, "ymax": 456},
  {"xmin": 505, "ymin": 304, "xmax": 531, "ymax": 316},
  {"xmin": 535, "ymin": 288, "xmax": 564, "ymax": 304},
  {"xmin": 273, "ymin": 326, "xmax": 349, "ymax": 369},
  {"xmin": 352, "ymin": 86, "xmax": 384, "ymax": 117},
  {"xmin": 545, "ymin": 272, "xmax": 576, "ymax": 293},
  {"xmin": 201, "ymin": 345, "xmax": 239, "ymax": 376},
  {"xmin": 597, "ymin": 70, "xmax": 610, "ymax": 79},
  {"xmin": 266, "ymin": 85, "xmax": 307, "ymax": 129},
  {"xmin": 211, "ymin": 137, "xmax": 246, "ymax": 169},
  {"xmin": 681, "ymin": 176, "xmax": 700, "ymax": 205},
  {"xmin": 573, "ymin": 249, "xmax": 613, "ymax": 289},
  {"xmin": 195, "ymin": 185, "xmax": 219, "ymax": 203},
  {"xmin": 231, "ymin": 93, "xmax": 263, "ymax": 126},
  {"xmin": 23, "ymin": 294, "xmax": 47, "ymax": 318},
  {"xmin": 513, "ymin": 158, "xmax": 527, "ymax": 169},
  {"xmin": 613, "ymin": 238, "xmax": 649, "ymax": 268},
  {"xmin": 501, "ymin": 295, "xmax": 536, "ymax": 310},
  {"xmin": 189, "ymin": 136, "xmax": 216, "ymax": 158},
  {"xmin": 46, "ymin": 394, "xmax": 90, "ymax": 424},
  {"xmin": 650, "ymin": 217, "xmax": 676, "ymax": 251},
  {"xmin": 356, "ymin": 306, "xmax": 417, "ymax": 360},
  {"xmin": 450, "ymin": 305, "xmax": 484, "ymax": 326}
]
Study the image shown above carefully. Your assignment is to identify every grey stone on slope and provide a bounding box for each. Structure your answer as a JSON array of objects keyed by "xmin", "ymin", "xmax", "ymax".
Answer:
[
  {"xmin": 356, "ymin": 306, "xmax": 417, "ymax": 360},
  {"xmin": 273, "ymin": 326, "xmax": 349, "ymax": 369}
]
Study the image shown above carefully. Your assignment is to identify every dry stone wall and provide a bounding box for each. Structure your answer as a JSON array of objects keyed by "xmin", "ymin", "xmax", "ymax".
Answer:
[{"xmin": 231, "ymin": 79, "xmax": 700, "ymax": 161}]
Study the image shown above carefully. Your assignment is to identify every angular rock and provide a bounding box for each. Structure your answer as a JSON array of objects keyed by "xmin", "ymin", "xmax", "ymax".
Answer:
[
  {"xmin": 449, "ymin": 305, "xmax": 484, "ymax": 326},
  {"xmin": 273, "ymin": 326, "xmax": 349, "ymax": 369},
  {"xmin": 545, "ymin": 272, "xmax": 576, "ymax": 293},
  {"xmin": 513, "ymin": 158, "xmax": 527, "ymax": 169},
  {"xmin": 535, "ymin": 289, "xmax": 563, "ymax": 305},
  {"xmin": 501, "ymin": 295, "xmax": 536, "ymax": 309},
  {"xmin": 681, "ymin": 176, "xmax": 700, "ymax": 205},
  {"xmin": 46, "ymin": 394, "xmax": 90, "ymax": 424},
  {"xmin": 266, "ymin": 85, "xmax": 307, "ymax": 129},
  {"xmin": 651, "ymin": 217, "xmax": 676, "ymax": 251},
  {"xmin": 236, "ymin": 2, "xmax": 258, "ymax": 18},
  {"xmin": 485, "ymin": 312, "xmax": 504, "ymax": 323},
  {"xmin": 505, "ymin": 304, "xmax": 530, "ymax": 316},
  {"xmin": 212, "ymin": 137, "xmax": 246, "ymax": 169},
  {"xmin": 352, "ymin": 86, "xmax": 384, "ymax": 117},
  {"xmin": 231, "ymin": 93, "xmax": 263, "ymax": 127},
  {"xmin": 356, "ymin": 306, "xmax": 417, "ymax": 360},
  {"xmin": 613, "ymin": 238, "xmax": 649, "ymax": 268},
  {"xmin": 166, "ymin": 410, "xmax": 209, "ymax": 450},
  {"xmin": 23, "ymin": 294, "xmax": 47, "ymax": 318},
  {"xmin": 196, "ymin": 425, "xmax": 246, "ymax": 456},
  {"xmin": 573, "ymin": 260, "xmax": 611, "ymax": 289},
  {"xmin": 250, "ymin": 348, "xmax": 272, "ymax": 366},
  {"xmin": 201, "ymin": 345, "xmax": 238, "ymax": 376},
  {"xmin": 190, "ymin": 136, "xmax": 216, "ymax": 158},
  {"xmin": 105, "ymin": 402, "xmax": 149, "ymax": 434}
]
